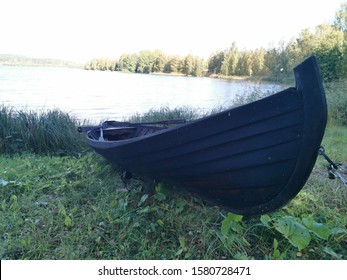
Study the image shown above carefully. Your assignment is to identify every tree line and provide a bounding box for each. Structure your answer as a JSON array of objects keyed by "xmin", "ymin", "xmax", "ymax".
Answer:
[
  {"xmin": 85, "ymin": 2, "xmax": 347, "ymax": 81},
  {"xmin": 85, "ymin": 50, "xmax": 206, "ymax": 77}
]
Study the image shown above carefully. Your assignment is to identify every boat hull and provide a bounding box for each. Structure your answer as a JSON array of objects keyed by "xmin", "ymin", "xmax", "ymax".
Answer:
[{"xmin": 85, "ymin": 56, "xmax": 327, "ymax": 215}]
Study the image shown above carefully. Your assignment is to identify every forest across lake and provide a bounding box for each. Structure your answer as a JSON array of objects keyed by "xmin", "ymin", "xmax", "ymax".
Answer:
[{"xmin": 84, "ymin": 5, "xmax": 347, "ymax": 83}]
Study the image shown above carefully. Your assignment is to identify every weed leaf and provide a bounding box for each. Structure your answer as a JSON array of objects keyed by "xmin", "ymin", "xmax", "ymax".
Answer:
[
  {"xmin": 64, "ymin": 216, "xmax": 73, "ymax": 227},
  {"xmin": 157, "ymin": 219, "xmax": 164, "ymax": 227},
  {"xmin": 302, "ymin": 217, "xmax": 330, "ymax": 240},
  {"xmin": 178, "ymin": 237, "xmax": 186, "ymax": 249},
  {"xmin": 175, "ymin": 199, "xmax": 186, "ymax": 214},
  {"xmin": 137, "ymin": 206, "xmax": 150, "ymax": 214},
  {"xmin": 137, "ymin": 194, "xmax": 148, "ymax": 207},
  {"xmin": 154, "ymin": 192, "xmax": 166, "ymax": 202},
  {"xmin": 221, "ymin": 213, "xmax": 244, "ymax": 235},
  {"xmin": 58, "ymin": 202, "xmax": 66, "ymax": 216},
  {"xmin": 260, "ymin": 214, "xmax": 272, "ymax": 228},
  {"xmin": 272, "ymin": 238, "xmax": 281, "ymax": 259},
  {"xmin": 323, "ymin": 247, "xmax": 343, "ymax": 259},
  {"xmin": 229, "ymin": 213, "xmax": 243, "ymax": 222},
  {"xmin": 221, "ymin": 216, "xmax": 231, "ymax": 236},
  {"xmin": 275, "ymin": 216, "xmax": 311, "ymax": 250},
  {"xmin": 330, "ymin": 227, "xmax": 347, "ymax": 235}
]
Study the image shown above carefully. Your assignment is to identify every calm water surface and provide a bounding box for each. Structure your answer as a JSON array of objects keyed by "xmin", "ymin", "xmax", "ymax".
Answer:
[{"xmin": 0, "ymin": 66, "xmax": 284, "ymax": 122}]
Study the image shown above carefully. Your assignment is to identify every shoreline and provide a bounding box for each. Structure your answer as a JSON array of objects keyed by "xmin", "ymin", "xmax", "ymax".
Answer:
[{"xmin": 0, "ymin": 61, "xmax": 290, "ymax": 83}]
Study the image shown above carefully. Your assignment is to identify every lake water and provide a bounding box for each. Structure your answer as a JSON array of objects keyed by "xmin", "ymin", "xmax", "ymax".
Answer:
[{"xmin": 0, "ymin": 66, "xmax": 284, "ymax": 122}]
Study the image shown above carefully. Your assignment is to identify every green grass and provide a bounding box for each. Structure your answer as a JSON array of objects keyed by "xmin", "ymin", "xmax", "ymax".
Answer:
[
  {"xmin": 126, "ymin": 106, "xmax": 201, "ymax": 123},
  {"xmin": 0, "ymin": 124, "xmax": 346, "ymax": 260}
]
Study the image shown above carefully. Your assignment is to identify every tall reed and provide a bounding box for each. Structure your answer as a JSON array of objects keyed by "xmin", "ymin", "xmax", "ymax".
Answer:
[
  {"xmin": 126, "ymin": 106, "xmax": 202, "ymax": 123},
  {"xmin": 0, "ymin": 106, "xmax": 86, "ymax": 154}
]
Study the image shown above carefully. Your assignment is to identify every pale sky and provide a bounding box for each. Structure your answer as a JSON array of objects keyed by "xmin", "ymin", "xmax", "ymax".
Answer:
[{"xmin": 0, "ymin": 0, "xmax": 345, "ymax": 62}]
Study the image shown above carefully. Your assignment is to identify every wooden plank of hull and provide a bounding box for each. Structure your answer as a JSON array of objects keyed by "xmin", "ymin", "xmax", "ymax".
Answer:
[
  {"xmin": 93, "ymin": 88, "xmax": 302, "ymax": 169},
  {"xmin": 118, "ymin": 113, "xmax": 303, "ymax": 175},
  {"xmin": 86, "ymin": 56, "xmax": 327, "ymax": 215}
]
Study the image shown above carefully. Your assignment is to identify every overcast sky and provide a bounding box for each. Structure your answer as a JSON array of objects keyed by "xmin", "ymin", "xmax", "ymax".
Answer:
[{"xmin": 0, "ymin": 0, "xmax": 344, "ymax": 62}]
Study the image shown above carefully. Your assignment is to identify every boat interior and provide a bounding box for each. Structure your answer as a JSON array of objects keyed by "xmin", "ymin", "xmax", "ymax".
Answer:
[{"xmin": 89, "ymin": 125, "xmax": 165, "ymax": 141}]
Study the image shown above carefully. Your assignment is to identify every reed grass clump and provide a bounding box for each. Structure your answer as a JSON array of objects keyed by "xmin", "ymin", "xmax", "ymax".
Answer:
[
  {"xmin": 126, "ymin": 106, "xmax": 202, "ymax": 123},
  {"xmin": 0, "ymin": 106, "xmax": 86, "ymax": 154},
  {"xmin": 325, "ymin": 80, "xmax": 347, "ymax": 126}
]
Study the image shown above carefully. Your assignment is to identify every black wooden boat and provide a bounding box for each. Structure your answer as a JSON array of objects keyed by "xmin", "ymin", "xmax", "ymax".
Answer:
[{"xmin": 79, "ymin": 56, "xmax": 327, "ymax": 215}]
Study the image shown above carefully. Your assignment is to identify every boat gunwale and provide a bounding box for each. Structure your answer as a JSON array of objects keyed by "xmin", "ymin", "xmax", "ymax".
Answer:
[{"xmin": 86, "ymin": 87, "xmax": 298, "ymax": 150}]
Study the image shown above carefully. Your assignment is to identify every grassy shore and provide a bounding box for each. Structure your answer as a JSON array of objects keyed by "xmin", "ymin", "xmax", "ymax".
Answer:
[
  {"xmin": 0, "ymin": 125, "xmax": 346, "ymax": 260},
  {"xmin": 0, "ymin": 81, "xmax": 346, "ymax": 260},
  {"xmin": 0, "ymin": 107, "xmax": 86, "ymax": 155}
]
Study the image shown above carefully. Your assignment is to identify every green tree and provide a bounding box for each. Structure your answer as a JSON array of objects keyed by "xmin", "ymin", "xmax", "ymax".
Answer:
[
  {"xmin": 191, "ymin": 56, "xmax": 206, "ymax": 77},
  {"xmin": 295, "ymin": 24, "xmax": 344, "ymax": 80},
  {"xmin": 264, "ymin": 41, "xmax": 303, "ymax": 79},
  {"xmin": 136, "ymin": 50, "xmax": 155, "ymax": 73},
  {"xmin": 250, "ymin": 48, "xmax": 266, "ymax": 76},
  {"xmin": 235, "ymin": 52, "xmax": 252, "ymax": 76},
  {"xmin": 316, "ymin": 24, "xmax": 344, "ymax": 81},
  {"xmin": 87, "ymin": 58, "xmax": 116, "ymax": 71},
  {"xmin": 221, "ymin": 42, "xmax": 239, "ymax": 76},
  {"xmin": 334, "ymin": 1, "xmax": 347, "ymax": 32},
  {"xmin": 164, "ymin": 55, "xmax": 181, "ymax": 73},
  {"xmin": 334, "ymin": 1, "xmax": 347, "ymax": 77},
  {"xmin": 116, "ymin": 53, "xmax": 138, "ymax": 72},
  {"xmin": 152, "ymin": 50, "xmax": 167, "ymax": 73},
  {"xmin": 181, "ymin": 54, "xmax": 194, "ymax": 75},
  {"xmin": 207, "ymin": 50, "xmax": 224, "ymax": 74}
]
